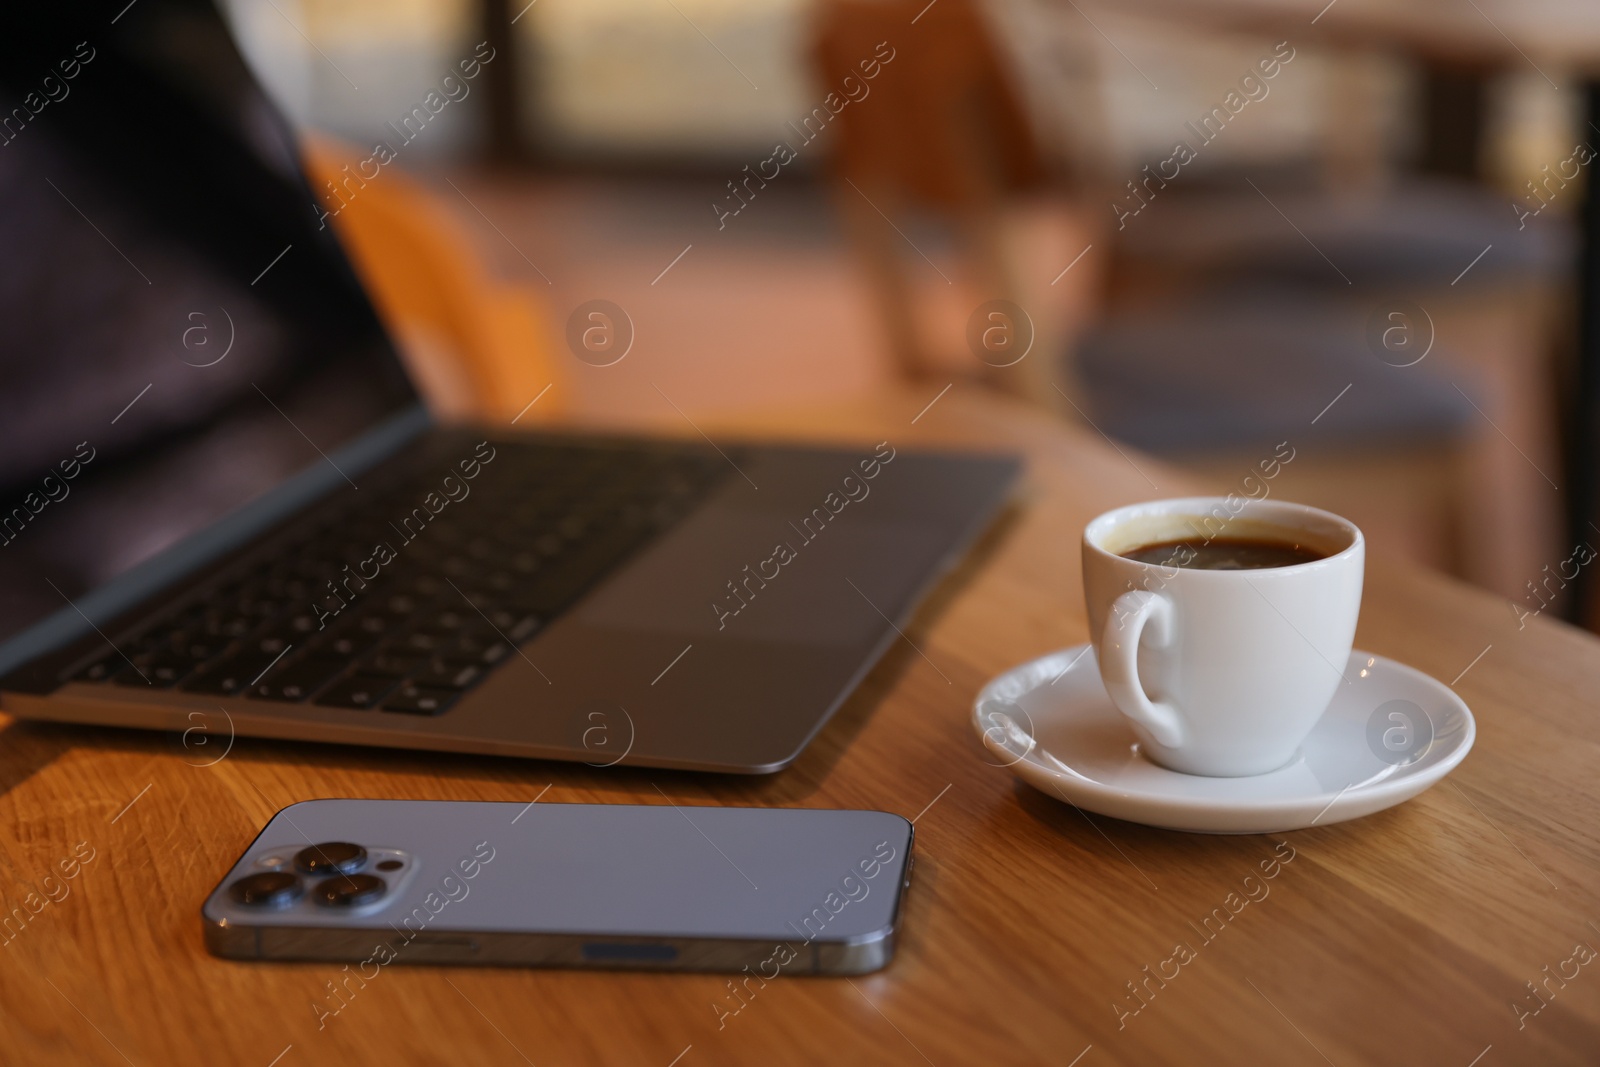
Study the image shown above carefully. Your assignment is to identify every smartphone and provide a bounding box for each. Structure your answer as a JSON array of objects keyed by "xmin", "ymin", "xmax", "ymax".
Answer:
[{"xmin": 203, "ymin": 799, "xmax": 914, "ymax": 975}]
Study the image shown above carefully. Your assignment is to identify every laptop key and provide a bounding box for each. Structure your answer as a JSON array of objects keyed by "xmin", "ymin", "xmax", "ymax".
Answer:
[
  {"xmin": 315, "ymin": 673, "xmax": 401, "ymax": 710},
  {"xmin": 181, "ymin": 652, "xmax": 281, "ymax": 695},
  {"xmin": 443, "ymin": 597, "xmax": 537, "ymax": 639},
  {"xmin": 73, "ymin": 655, "xmax": 127, "ymax": 683},
  {"xmin": 282, "ymin": 613, "xmax": 321, "ymax": 637},
  {"xmin": 494, "ymin": 612, "xmax": 540, "ymax": 642},
  {"xmin": 366, "ymin": 650, "xmax": 427, "ymax": 677},
  {"xmin": 409, "ymin": 662, "xmax": 482, "ymax": 689},
  {"xmin": 427, "ymin": 630, "xmax": 509, "ymax": 665},
  {"xmin": 126, "ymin": 651, "xmax": 196, "ymax": 688},
  {"xmin": 169, "ymin": 637, "xmax": 227, "ymax": 663},
  {"xmin": 399, "ymin": 631, "xmax": 439, "ymax": 654},
  {"xmin": 319, "ymin": 629, "xmax": 380, "ymax": 659},
  {"xmin": 430, "ymin": 610, "xmax": 469, "ymax": 632},
  {"xmin": 382, "ymin": 593, "xmax": 419, "ymax": 616},
  {"xmin": 249, "ymin": 656, "xmax": 347, "ymax": 702},
  {"xmin": 381, "ymin": 684, "xmax": 458, "ymax": 716},
  {"xmin": 347, "ymin": 614, "xmax": 392, "ymax": 637},
  {"xmin": 197, "ymin": 613, "xmax": 255, "ymax": 639},
  {"xmin": 408, "ymin": 573, "xmax": 446, "ymax": 597},
  {"xmin": 249, "ymin": 634, "xmax": 295, "ymax": 660}
]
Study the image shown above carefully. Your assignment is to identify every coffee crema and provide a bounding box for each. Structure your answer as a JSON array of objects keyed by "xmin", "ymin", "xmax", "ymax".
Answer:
[{"xmin": 1120, "ymin": 536, "xmax": 1327, "ymax": 571}]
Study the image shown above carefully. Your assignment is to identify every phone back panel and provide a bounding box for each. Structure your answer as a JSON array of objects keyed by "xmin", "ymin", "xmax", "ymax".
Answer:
[{"xmin": 203, "ymin": 799, "xmax": 912, "ymax": 969}]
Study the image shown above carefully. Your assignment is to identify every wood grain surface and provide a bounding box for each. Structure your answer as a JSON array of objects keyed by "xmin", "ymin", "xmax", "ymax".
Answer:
[{"xmin": 0, "ymin": 385, "xmax": 1595, "ymax": 1066}]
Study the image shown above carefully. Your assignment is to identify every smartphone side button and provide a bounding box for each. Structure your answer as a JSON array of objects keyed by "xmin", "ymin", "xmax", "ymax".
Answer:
[{"xmin": 581, "ymin": 942, "xmax": 679, "ymax": 964}]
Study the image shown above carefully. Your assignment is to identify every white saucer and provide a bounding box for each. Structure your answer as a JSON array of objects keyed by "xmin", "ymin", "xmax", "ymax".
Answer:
[{"xmin": 972, "ymin": 644, "xmax": 1475, "ymax": 834}]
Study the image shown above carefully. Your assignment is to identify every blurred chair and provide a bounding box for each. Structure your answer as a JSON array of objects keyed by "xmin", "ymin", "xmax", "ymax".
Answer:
[
  {"xmin": 1075, "ymin": 291, "xmax": 1480, "ymax": 573},
  {"xmin": 812, "ymin": 0, "xmax": 1062, "ymax": 402},
  {"xmin": 1092, "ymin": 170, "xmax": 1569, "ymax": 589},
  {"xmin": 1077, "ymin": 295, "xmax": 1472, "ymax": 454},
  {"xmin": 302, "ymin": 137, "xmax": 562, "ymax": 424},
  {"xmin": 1107, "ymin": 173, "xmax": 1567, "ymax": 305},
  {"xmin": 812, "ymin": 0, "xmax": 1561, "ymax": 587},
  {"xmin": 981, "ymin": 5, "xmax": 1563, "ymax": 588}
]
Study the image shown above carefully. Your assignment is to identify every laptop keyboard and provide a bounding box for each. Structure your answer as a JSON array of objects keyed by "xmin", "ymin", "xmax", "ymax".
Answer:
[{"xmin": 69, "ymin": 440, "xmax": 729, "ymax": 715}]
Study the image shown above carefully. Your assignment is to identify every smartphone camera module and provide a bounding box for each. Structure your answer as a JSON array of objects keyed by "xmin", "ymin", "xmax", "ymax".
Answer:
[
  {"xmin": 314, "ymin": 874, "xmax": 387, "ymax": 908},
  {"xmin": 228, "ymin": 871, "xmax": 303, "ymax": 908},
  {"xmin": 295, "ymin": 841, "xmax": 367, "ymax": 875}
]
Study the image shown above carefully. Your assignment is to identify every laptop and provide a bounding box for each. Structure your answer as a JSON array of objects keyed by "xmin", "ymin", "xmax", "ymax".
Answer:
[{"xmin": 0, "ymin": 0, "xmax": 1019, "ymax": 773}]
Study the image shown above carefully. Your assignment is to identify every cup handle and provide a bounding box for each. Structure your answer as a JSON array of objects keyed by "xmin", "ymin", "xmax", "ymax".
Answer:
[{"xmin": 1100, "ymin": 591, "xmax": 1184, "ymax": 749}]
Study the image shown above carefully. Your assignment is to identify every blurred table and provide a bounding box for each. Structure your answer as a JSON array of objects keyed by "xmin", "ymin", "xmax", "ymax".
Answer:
[
  {"xmin": 1081, "ymin": 0, "xmax": 1600, "ymax": 68},
  {"xmin": 1, "ymin": 385, "xmax": 1597, "ymax": 1064}
]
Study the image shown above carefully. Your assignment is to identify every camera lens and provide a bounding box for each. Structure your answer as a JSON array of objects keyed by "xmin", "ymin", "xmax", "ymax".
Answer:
[
  {"xmin": 228, "ymin": 870, "xmax": 303, "ymax": 908},
  {"xmin": 314, "ymin": 873, "xmax": 386, "ymax": 908},
  {"xmin": 295, "ymin": 841, "xmax": 367, "ymax": 875}
]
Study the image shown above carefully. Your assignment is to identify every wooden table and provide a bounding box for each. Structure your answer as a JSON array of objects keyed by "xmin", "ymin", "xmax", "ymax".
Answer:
[{"xmin": 3, "ymin": 385, "xmax": 1597, "ymax": 1065}]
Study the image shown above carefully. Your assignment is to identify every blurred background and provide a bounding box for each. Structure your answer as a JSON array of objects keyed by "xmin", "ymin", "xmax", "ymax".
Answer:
[{"xmin": 219, "ymin": 0, "xmax": 1600, "ymax": 625}]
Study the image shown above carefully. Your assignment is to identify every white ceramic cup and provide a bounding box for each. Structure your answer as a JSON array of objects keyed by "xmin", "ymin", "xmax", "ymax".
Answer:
[{"xmin": 1082, "ymin": 497, "xmax": 1364, "ymax": 777}]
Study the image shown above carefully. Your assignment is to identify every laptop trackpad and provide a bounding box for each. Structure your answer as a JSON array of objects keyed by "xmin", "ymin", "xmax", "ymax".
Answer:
[{"xmin": 574, "ymin": 505, "xmax": 949, "ymax": 646}]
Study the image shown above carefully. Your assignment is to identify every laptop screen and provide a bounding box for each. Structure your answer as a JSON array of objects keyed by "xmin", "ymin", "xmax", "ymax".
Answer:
[{"xmin": 0, "ymin": 0, "xmax": 419, "ymax": 661}]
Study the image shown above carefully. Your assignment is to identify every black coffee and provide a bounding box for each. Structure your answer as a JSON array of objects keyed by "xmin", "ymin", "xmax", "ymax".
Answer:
[{"xmin": 1120, "ymin": 536, "xmax": 1326, "ymax": 571}]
